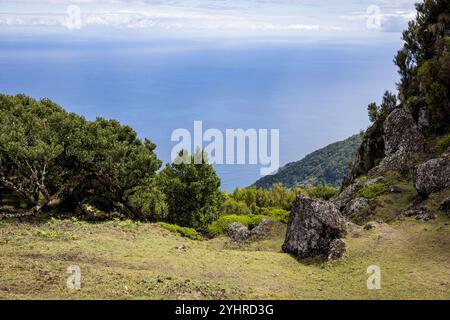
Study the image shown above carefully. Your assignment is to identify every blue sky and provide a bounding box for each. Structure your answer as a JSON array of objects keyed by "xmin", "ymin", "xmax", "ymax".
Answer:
[{"xmin": 0, "ymin": 1, "xmax": 419, "ymax": 191}]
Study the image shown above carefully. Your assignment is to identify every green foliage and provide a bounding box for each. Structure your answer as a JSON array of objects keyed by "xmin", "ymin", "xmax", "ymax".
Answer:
[
  {"xmin": 395, "ymin": 0, "xmax": 450, "ymax": 135},
  {"xmin": 207, "ymin": 214, "xmax": 266, "ymax": 237},
  {"xmin": 220, "ymin": 198, "xmax": 252, "ymax": 216},
  {"xmin": 0, "ymin": 94, "xmax": 162, "ymax": 220},
  {"xmin": 358, "ymin": 183, "xmax": 389, "ymax": 199},
  {"xmin": 159, "ymin": 149, "xmax": 223, "ymax": 232},
  {"xmin": 258, "ymin": 207, "xmax": 290, "ymax": 223},
  {"xmin": 158, "ymin": 222, "xmax": 203, "ymax": 241},
  {"xmin": 254, "ymin": 134, "xmax": 362, "ymax": 188},
  {"xmin": 367, "ymin": 91, "xmax": 397, "ymax": 123},
  {"xmin": 230, "ymin": 183, "xmax": 296, "ymax": 214},
  {"xmin": 436, "ymin": 134, "xmax": 450, "ymax": 156},
  {"xmin": 303, "ymin": 184, "xmax": 339, "ymax": 201}
]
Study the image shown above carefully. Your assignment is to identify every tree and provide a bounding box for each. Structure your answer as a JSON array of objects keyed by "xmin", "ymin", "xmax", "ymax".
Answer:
[
  {"xmin": 395, "ymin": 0, "xmax": 450, "ymax": 134},
  {"xmin": 367, "ymin": 91, "xmax": 397, "ymax": 123},
  {"xmin": 159, "ymin": 149, "xmax": 223, "ymax": 231},
  {"xmin": 0, "ymin": 94, "xmax": 162, "ymax": 220}
]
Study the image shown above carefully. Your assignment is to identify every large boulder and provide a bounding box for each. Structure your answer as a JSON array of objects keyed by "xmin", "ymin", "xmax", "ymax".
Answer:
[
  {"xmin": 369, "ymin": 108, "xmax": 427, "ymax": 177},
  {"xmin": 342, "ymin": 197, "xmax": 372, "ymax": 217},
  {"xmin": 413, "ymin": 156, "xmax": 450, "ymax": 197},
  {"xmin": 228, "ymin": 222, "xmax": 251, "ymax": 242},
  {"xmin": 283, "ymin": 195, "xmax": 347, "ymax": 260},
  {"xmin": 383, "ymin": 108, "xmax": 426, "ymax": 156}
]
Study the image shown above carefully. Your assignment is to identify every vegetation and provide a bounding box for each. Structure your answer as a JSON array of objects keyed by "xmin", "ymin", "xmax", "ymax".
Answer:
[
  {"xmin": 367, "ymin": 91, "xmax": 398, "ymax": 123},
  {"xmin": 0, "ymin": 94, "xmax": 162, "ymax": 221},
  {"xmin": 207, "ymin": 214, "xmax": 267, "ymax": 237},
  {"xmin": 358, "ymin": 183, "xmax": 389, "ymax": 199},
  {"xmin": 254, "ymin": 135, "xmax": 362, "ymax": 189},
  {"xmin": 302, "ymin": 184, "xmax": 339, "ymax": 201},
  {"xmin": 395, "ymin": 0, "xmax": 450, "ymax": 135},
  {"xmin": 436, "ymin": 134, "xmax": 450, "ymax": 156},
  {"xmin": 159, "ymin": 149, "xmax": 223, "ymax": 233},
  {"xmin": 158, "ymin": 222, "xmax": 204, "ymax": 241},
  {"xmin": 0, "ymin": 216, "xmax": 449, "ymax": 299}
]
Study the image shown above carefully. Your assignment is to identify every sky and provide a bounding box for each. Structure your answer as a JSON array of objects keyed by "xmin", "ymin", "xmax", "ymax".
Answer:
[{"xmin": 0, "ymin": 0, "xmax": 418, "ymax": 191}]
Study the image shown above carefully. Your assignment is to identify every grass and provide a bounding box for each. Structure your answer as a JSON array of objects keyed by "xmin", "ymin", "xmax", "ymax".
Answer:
[{"xmin": 0, "ymin": 214, "xmax": 449, "ymax": 299}]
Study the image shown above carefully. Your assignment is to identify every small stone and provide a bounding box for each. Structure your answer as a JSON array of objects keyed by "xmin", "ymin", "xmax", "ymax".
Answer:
[
  {"xmin": 390, "ymin": 186, "xmax": 402, "ymax": 194},
  {"xmin": 440, "ymin": 198, "xmax": 450, "ymax": 213},
  {"xmin": 363, "ymin": 223, "xmax": 374, "ymax": 231},
  {"xmin": 416, "ymin": 212, "xmax": 436, "ymax": 221}
]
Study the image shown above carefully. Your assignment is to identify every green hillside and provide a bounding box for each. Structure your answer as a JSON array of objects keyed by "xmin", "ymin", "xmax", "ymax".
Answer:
[{"xmin": 254, "ymin": 134, "xmax": 362, "ymax": 189}]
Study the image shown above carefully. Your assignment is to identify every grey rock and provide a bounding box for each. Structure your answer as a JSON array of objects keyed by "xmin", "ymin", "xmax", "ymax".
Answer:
[
  {"xmin": 414, "ymin": 156, "xmax": 450, "ymax": 197},
  {"xmin": 363, "ymin": 223, "xmax": 374, "ymax": 231},
  {"xmin": 283, "ymin": 195, "xmax": 346, "ymax": 260},
  {"xmin": 417, "ymin": 106, "xmax": 430, "ymax": 132},
  {"xmin": 398, "ymin": 209, "xmax": 425, "ymax": 218},
  {"xmin": 334, "ymin": 183, "xmax": 360, "ymax": 212},
  {"xmin": 327, "ymin": 239, "xmax": 346, "ymax": 260},
  {"xmin": 416, "ymin": 212, "xmax": 436, "ymax": 221},
  {"xmin": 440, "ymin": 198, "xmax": 450, "ymax": 213},
  {"xmin": 383, "ymin": 108, "xmax": 426, "ymax": 156},
  {"xmin": 228, "ymin": 222, "xmax": 251, "ymax": 242},
  {"xmin": 389, "ymin": 186, "xmax": 402, "ymax": 193},
  {"xmin": 369, "ymin": 108, "xmax": 427, "ymax": 177},
  {"xmin": 250, "ymin": 219, "xmax": 283, "ymax": 239},
  {"xmin": 342, "ymin": 197, "xmax": 372, "ymax": 217}
]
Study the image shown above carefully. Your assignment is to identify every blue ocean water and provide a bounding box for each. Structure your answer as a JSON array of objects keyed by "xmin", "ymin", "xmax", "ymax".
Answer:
[{"xmin": 0, "ymin": 37, "xmax": 400, "ymax": 191}]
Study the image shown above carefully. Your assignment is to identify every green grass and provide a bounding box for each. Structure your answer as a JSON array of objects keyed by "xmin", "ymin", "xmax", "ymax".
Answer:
[
  {"xmin": 359, "ymin": 183, "xmax": 389, "ymax": 199},
  {"xmin": 0, "ymin": 214, "xmax": 449, "ymax": 299},
  {"xmin": 436, "ymin": 134, "xmax": 450, "ymax": 156},
  {"xmin": 158, "ymin": 222, "xmax": 203, "ymax": 241}
]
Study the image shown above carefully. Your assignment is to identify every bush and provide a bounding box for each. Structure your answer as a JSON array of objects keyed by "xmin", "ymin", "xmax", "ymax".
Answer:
[
  {"xmin": 304, "ymin": 184, "xmax": 339, "ymax": 201},
  {"xmin": 436, "ymin": 134, "xmax": 450, "ymax": 156},
  {"xmin": 158, "ymin": 222, "xmax": 203, "ymax": 241},
  {"xmin": 258, "ymin": 207, "xmax": 290, "ymax": 223},
  {"xmin": 220, "ymin": 199, "xmax": 252, "ymax": 216},
  {"xmin": 358, "ymin": 183, "xmax": 389, "ymax": 199},
  {"xmin": 207, "ymin": 214, "xmax": 266, "ymax": 237}
]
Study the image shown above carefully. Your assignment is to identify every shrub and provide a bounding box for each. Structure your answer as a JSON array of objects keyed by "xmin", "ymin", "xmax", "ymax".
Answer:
[
  {"xmin": 358, "ymin": 183, "xmax": 389, "ymax": 199},
  {"xmin": 258, "ymin": 207, "xmax": 290, "ymax": 223},
  {"xmin": 207, "ymin": 214, "xmax": 266, "ymax": 237},
  {"xmin": 304, "ymin": 184, "xmax": 339, "ymax": 201},
  {"xmin": 220, "ymin": 199, "xmax": 252, "ymax": 216},
  {"xmin": 436, "ymin": 134, "xmax": 450, "ymax": 156},
  {"xmin": 158, "ymin": 222, "xmax": 203, "ymax": 241}
]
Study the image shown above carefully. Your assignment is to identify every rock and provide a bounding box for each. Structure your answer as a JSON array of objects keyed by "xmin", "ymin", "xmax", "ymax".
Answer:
[
  {"xmin": 369, "ymin": 109, "xmax": 427, "ymax": 177},
  {"xmin": 283, "ymin": 195, "xmax": 346, "ymax": 260},
  {"xmin": 416, "ymin": 212, "xmax": 436, "ymax": 221},
  {"xmin": 398, "ymin": 209, "xmax": 425, "ymax": 218},
  {"xmin": 363, "ymin": 223, "xmax": 374, "ymax": 231},
  {"xmin": 228, "ymin": 222, "xmax": 251, "ymax": 242},
  {"xmin": 250, "ymin": 219, "xmax": 283, "ymax": 239},
  {"xmin": 389, "ymin": 186, "xmax": 402, "ymax": 193},
  {"xmin": 335, "ymin": 183, "xmax": 360, "ymax": 212},
  {"xmin": 414, "ymin": 156, "xmax": 450, "ymax": 197},
  {"xmin": 417, "ymin": 106, "xmax": 430, "ymax": 132},
  {"xmin": 440, "ymin": 198, "xmax": 450, "ymax": 213},
  {"xmin": 327, "ymin": 239, "xmax": 346, "ymax": 260},
  {"xmin": 383, "ymin": 108, "xmax": 426, "ymax": 156},
  {"xmin": 342, "ymin": 197, "xmax": 371, "ymax": 217}
]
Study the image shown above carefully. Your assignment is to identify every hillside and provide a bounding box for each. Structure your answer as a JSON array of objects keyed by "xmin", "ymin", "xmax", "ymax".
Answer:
[
  {"xmin": 0, "ymin": 216, "xmax": 449, "ymax": 299},
  {"xmin": 254, "ymin": 134, "xmax": 362, "ymax": 189}
]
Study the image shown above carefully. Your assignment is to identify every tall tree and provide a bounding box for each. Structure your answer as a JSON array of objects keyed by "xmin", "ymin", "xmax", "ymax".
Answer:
[
  {"xmin": 395, "ymin": 0, "xmax": 450, "ymax": 134},
  {"xmin": 160, "ymin": 149, "xmax": 223, "ymax": 231}
]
